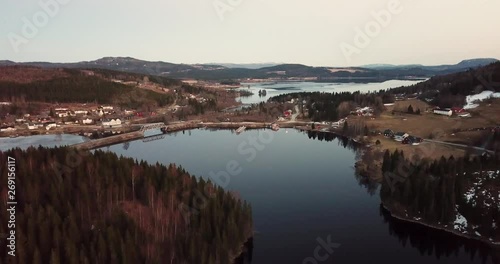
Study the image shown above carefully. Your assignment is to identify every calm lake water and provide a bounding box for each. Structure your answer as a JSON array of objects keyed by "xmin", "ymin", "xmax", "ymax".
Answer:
[
  {"xmin": 237, "ymin": 79, "xmax": 424, "ymax": 104},
  {"xmin": 0, "ymin": 134, "xmax": 86, "ymax": 151},
  {"xmin": 101, "ymin": 129, "xmax": 498, "ymax": 264}
]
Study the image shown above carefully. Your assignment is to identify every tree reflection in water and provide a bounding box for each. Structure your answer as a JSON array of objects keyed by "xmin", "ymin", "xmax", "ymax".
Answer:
[{"xmin": 380, "ymin": 205, "xmax": 499, "ymax": 264}]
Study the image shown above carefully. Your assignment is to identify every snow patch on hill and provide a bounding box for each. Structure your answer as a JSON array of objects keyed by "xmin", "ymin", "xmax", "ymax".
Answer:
[{"xmin": 464, "ymin": 91, "xmax": 500, "ymax": 109}]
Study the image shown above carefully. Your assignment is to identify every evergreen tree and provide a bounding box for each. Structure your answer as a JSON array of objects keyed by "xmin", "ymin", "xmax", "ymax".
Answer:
[{"xmin": 407, "ymin": 105, "xmax": 414, "ymax": 114}]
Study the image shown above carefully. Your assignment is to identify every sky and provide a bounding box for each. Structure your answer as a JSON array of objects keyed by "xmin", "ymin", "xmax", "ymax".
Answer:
[{"xmin": 1, "ymin": 0, "xmax": 499, "ymax": 67}]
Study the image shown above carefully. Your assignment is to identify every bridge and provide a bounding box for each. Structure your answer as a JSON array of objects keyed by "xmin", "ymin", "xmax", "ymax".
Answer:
[
  {"xmin": 132, "ymin": 123, "xmax": 167, "ymax": 132},
  {"xmin": 142, "ymin": 134, "xmax": 165, "ymax": 143}
]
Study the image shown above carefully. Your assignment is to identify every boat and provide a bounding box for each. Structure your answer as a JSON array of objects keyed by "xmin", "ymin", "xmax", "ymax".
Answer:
[{"xmin": 236, "ymin": 126, "xmax": 246, "ymax": 134}]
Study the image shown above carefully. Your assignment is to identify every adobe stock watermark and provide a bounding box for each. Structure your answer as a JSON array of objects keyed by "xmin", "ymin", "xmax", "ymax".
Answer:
[
  {"xmin": 302, "ymin": 235, "xmax": 341, "ymax": 264},
  {"xmin": 179, "ymin": 129, "xmax": 274, "ymax": 222},
  {"xmin": 213, "ymin": 0, "xmax": 244, "ymax": 21},
  {"xmin": 339, "ymin": 0, "xmax": 407, "ymax": 63},
  {"xmin": 8, "ymin": 0, "xmax": 71, "ymax": 53},
  {"xmin": 52, "ymin": 147, "xmax": 88, "ymax": 179},
  {"xmin": 474, "ymin": 72, "xmax": 500, "ymax": 91}
]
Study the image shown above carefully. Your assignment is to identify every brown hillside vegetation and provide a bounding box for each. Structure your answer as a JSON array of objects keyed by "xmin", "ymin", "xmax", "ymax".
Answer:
[
  {"xmin": 0, "ymin": 66, "xmax": 69, "ymax": 83},
  {"xmin": 0, "ymin": 148, "xmax": 253, "ymax": 264}
]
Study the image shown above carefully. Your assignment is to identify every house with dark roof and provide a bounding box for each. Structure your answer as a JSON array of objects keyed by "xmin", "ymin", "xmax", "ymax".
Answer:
[
  {"xmin": 394, "ymin": 132, "xmax": 409, "ymax": 142},
  {"xmin": 383, "ymin": 129, "xmax": 394, "ymax": 138}
]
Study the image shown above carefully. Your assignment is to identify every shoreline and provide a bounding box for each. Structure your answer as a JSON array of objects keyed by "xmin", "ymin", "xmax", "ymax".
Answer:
[
  {"xmin": 381, "ymin": 203, "xmax": 500, "ymax": 248},
  {"xmin": 4, "ymin": 125, "xmax": 498, "ymax": 249}
]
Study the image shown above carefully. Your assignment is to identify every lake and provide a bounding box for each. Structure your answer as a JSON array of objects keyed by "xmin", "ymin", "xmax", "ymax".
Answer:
[
  {"xmin": 237, "ymin": 79, "xmax": 424, "ymax": 104},
  {"xmin": 101, "ymin": 129, "xmax": 498, "ymax": 264},
  {"xmin": 0, "ymin": 134, "xmax": 86, "ymax": 151}
]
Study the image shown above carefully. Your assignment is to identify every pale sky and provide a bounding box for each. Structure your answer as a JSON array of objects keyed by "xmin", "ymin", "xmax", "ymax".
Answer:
[{"xmin": 1, "ymin": 0, "xmax": 499, "ymax": 67}]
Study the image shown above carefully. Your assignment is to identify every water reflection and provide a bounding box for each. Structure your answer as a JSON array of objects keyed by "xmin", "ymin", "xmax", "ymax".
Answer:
[
  {"xmin": 234, "ymin": 130, "xmax": 499, "ymax": 264},
  {"xmin": 380, "ymin": 205, "xmax": 499, "ymax": 264},
  {"xmin": 103, "ymin": 128, "xmax": 497, "ymax": 264},
  {"xmin": 304, "ymin": 130, "xmax": 358, "ymax": 152},
  {"xmin": 234, "ymin": 238, "xmax": 253, "ymax": 264}
]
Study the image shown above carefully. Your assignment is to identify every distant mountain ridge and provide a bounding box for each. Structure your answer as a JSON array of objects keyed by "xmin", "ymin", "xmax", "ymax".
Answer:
[
  {"xmin": 206, "ymin": 63, "xmax": 280, "ymax": 69},
  {"xmin": 362, "ymin": 58, "xmax": 497, "ymax": 70},
  {"xmin": 0, "ymin": 57, "xmax": 497, "ymax": 80}
]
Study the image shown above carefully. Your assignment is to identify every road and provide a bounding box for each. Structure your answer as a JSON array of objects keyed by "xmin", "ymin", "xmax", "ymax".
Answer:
[
  {"xmin": 424, "ymin": 139, "xmax": 494, "ymax": 154},
  {"xmin": 291, "ymin": 105, "xmax": 300, "ymax": 121}
]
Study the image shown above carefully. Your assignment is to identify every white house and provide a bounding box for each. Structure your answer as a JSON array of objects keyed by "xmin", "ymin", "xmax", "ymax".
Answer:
[
  {"xmin": 0, "ymin": 126, "xmax": 16, "ymax": 132},
  {"xmin": 433, "ymin": 109, "xmax": 453, "ymax": 117},
  {"xmin": 27, "ymin": 123, "xmax": 41, "ymax": 130},
  {"xmin": 74, "ymin": 110, "xmax": 88, "ymax": 115},
  {"xmin": 394, "ymin": 132, "xmax": 409, "ymax": 142},
  {"xmin": 46, "ymin": 123, "xmax": 57, "ymax": 130},
  {"xmin": 102, "ymin": 119, "xmax": 122, "ymax": 127},
  {"xmin": 82, "ymin": 118, "xmax": 93, "ymax": 125}
]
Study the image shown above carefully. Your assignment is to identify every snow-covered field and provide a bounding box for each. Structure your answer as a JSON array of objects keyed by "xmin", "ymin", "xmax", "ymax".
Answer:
[{"xmin": 464, "ymin": 91, "xmax": 500, "ymax": 109}]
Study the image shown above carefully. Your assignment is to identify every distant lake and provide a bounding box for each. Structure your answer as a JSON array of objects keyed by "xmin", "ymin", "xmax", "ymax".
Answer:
[
  {"xmin": 237, "ymin": 80, "xmax": 423, "ymax": 104},
  {"xmin": 101, "ymin": 129, "xmax": 498, "ymax": 264}
]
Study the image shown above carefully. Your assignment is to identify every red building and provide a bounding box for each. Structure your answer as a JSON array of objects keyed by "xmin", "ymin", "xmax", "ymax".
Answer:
[{"xmin": 451, "ymin": 107, "xmax": 465, "ymax": 114}]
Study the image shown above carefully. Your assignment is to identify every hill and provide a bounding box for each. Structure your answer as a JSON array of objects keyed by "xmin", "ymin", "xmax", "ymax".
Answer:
[
  {"xmin": 0, "ymin": 66, "xmax": 184, "ymax": 109},
  {"xmin": 1, "ymin": 57, "xmax": 497, "ymax": 81},
  {"xmin": 387, "ymin": 62, "xmax": 500, "ymax": 107},
  {"xmin": 362, "ymin": 58, "xmax": 497, "ymax": 71}
]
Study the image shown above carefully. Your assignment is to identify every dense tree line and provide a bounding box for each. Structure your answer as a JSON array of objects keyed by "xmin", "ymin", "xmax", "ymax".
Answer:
[
  {"xmin": 87, "ymin": 68, "xmax": 183, "ymax": 88},
  {"xmin": 388, "ymin": 62, "xmax": 500, "ymax": 107},
  {"xmin": 0, "ymin": 147, "xmax": 252, "ymax": 264},
  {"xmin": 380, "ymin": 149, "xmax": 500, "ymax": 241},
  {"xmin": 0, "ymin": 71, "xmax": 174, "ymax": 109}
]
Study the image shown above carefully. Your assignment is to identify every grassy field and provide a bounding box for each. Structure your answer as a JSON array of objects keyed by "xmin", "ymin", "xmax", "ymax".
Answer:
[
  {"xmin": 366, "ymin": 98, "xmax": 500, "ymax": 142},
  {"xmin": 356, "ymin": 98, "xmax": 500, "ymax": 180}
]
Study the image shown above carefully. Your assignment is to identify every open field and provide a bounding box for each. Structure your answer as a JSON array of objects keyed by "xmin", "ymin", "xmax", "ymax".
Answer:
[
  {"xmin": 366, "ymin": 99, "xmax": 500, "ymax": 142},
  {"xmin": 355, "ymin": 99, "xmax": 500, "ymax": 181}
]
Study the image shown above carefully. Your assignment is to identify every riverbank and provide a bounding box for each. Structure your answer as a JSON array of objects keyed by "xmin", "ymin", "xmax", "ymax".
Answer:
[{"xmin": 381, "ymin": 203, "xmax": 500, "ymax": 248}]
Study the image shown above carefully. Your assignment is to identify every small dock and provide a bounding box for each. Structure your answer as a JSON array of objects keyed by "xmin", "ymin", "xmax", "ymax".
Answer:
[{"xmin": 236, "ymin": 126, "xmax": 247, "ymax": 134}]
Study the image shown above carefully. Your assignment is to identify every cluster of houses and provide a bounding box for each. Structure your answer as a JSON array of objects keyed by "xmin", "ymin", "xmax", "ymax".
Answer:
[
  {"xmin": 0, "ymin": 105, "xmax": 135, "ymax": 135},
  {"xmin": 433, "ymin": 107, "xmax": 471, "ymax": 118},
  {"xmin": 185, "ymin": 93, "xmax": 208, "ymax": 103},
  {"xmin": 384, "ymin": 129, "xmax": 423, "ymax": 145},
  {"xmin": 309, "ymin": 117, "xmax": 348, "ymax": 130},
  {"xmin": 1, "ymin": 117, "xmax": 59, "ymax": 132}
]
